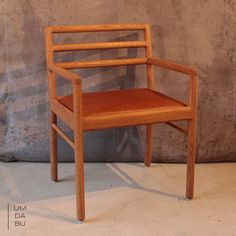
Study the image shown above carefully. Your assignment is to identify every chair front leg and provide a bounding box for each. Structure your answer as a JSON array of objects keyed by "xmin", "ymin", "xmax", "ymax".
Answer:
[
  {"xmin": 50, "ymin": 111, "xmax": 58, "ymax": 182},
  {"xmin": 74, "ymin": 130, "xmax": 85, "ymax": 221},
  {"xmin": 186, "ymin": 118, "xmax": 197, "ymax": 199}
]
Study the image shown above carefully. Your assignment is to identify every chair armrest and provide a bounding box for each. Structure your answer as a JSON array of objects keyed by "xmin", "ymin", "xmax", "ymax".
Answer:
[
  {"xmin": 47, "ymin": 64, "xmax": 83, "ymax": 115},
  {"xmin": 147, "ymin": 57, "xmax": 197, "ymax": 76},
  {"xmin": 147, "ymin": 57, "xmax": 197, "ymax": 108},
  {"xmin": 47, "ymin": 64, "xmax": 82, "ymax": 84}
]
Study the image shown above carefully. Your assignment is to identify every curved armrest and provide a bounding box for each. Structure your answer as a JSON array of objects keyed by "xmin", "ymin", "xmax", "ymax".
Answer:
[
  {"xmin": 147, "ymin": 57, "xmax": 197, "ymax": 76},
  {"xmin": 47, "ymin": 64, "xmax": 82, "ymax": 84}
]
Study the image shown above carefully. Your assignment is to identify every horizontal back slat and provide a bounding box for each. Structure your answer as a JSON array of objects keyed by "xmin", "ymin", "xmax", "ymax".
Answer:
[
  {"xmin": 53, "ymin": 41, "xmax": 147, "ymax": 52},
  {"xmin": 51, "ymin": 24, "xmax": 147, "ymax": 33},
  {"xmin": 45, "ymin": 24, "xmax": 151, "ymax": 68},
  {"xmin": 56, "ymin": 58, "xmax": 147, "ymax": 69}
]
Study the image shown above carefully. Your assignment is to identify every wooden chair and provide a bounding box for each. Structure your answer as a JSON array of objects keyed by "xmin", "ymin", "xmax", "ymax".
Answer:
[{"xmin": 44, "ymin": 24, "xmax": 197, "ymax": 221}]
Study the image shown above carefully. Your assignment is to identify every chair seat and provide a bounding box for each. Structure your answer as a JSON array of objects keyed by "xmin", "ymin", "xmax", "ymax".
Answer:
[
  {"xmin": 58, "ymin": 88, "xmax": 189, "ymax": 130},
  {"xmin": 59, "ymin": 88, "xmax": 185, "ymax": 115}
]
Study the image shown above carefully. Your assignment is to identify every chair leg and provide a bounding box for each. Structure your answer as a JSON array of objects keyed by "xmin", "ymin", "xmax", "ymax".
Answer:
[
  {"xmin": 74, "ymin": 131, "xmax": 85, "ymax": 221},
  {"xmin": 186, "ymin": 119, "xmax": 197, "ymax": 199},
  {"xmin": 50, "ymin": 111, "xmax": 58, "ymax": 182},
  {"xmin": 144, "ymin": 124, "xmax": 153, "ymax": 167}
]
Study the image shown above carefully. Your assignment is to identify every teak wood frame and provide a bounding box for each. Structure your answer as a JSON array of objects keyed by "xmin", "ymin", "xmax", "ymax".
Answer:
[{"xmin": 44, "ymin": 24, "xmax": 198, "ymax": 221}]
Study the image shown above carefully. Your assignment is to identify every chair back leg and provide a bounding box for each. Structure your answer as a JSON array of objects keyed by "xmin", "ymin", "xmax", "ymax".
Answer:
[
  {"xmin": 144, "ymin": 124, "xmax": 153, "ymax": 167},
  {"xmin": 186, "ymin": 118, "xmax": 197, "ymax": 199},
  {"xmin": 50, "ymin": 111, "xmax": 58, "ymax": 182}
]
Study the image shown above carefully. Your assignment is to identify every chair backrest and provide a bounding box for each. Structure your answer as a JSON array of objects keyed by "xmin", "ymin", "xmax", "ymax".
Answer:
[{"xmin": 45, "ymin": 24, "xmax": 155, "ymax": 89}]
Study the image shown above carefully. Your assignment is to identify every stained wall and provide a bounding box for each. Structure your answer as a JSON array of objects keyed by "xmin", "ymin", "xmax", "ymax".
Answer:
[{"xmin": 0, "ymin": 0, "xmax": 235, "ymax": 162}]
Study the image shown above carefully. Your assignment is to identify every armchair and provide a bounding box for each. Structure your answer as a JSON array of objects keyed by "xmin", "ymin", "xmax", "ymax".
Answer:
[{"xmin": 44, "ymin": 24, "xmax": 197, "ymax": 221}]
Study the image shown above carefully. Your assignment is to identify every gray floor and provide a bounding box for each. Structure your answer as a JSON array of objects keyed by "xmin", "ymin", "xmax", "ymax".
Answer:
[{"xmin": 0, "ymin": 162, "xmax": 236, "ymax": 236}]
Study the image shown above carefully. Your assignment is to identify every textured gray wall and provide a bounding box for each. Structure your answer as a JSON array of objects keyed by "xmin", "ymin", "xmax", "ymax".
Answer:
[{"xmin": 0, "ymin": 0, "xmax": 235, "ymax": 162}]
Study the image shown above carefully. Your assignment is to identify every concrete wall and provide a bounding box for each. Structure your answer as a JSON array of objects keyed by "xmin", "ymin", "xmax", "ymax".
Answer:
[{"xmin": 0, "ymin": 0, "xmax": 235, "ymax": 162}]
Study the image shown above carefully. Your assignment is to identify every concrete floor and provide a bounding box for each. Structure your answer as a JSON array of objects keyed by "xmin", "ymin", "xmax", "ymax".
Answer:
[{"xmin": 0, "ymin": 162, "xmax": 236, "ymax": 236}]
